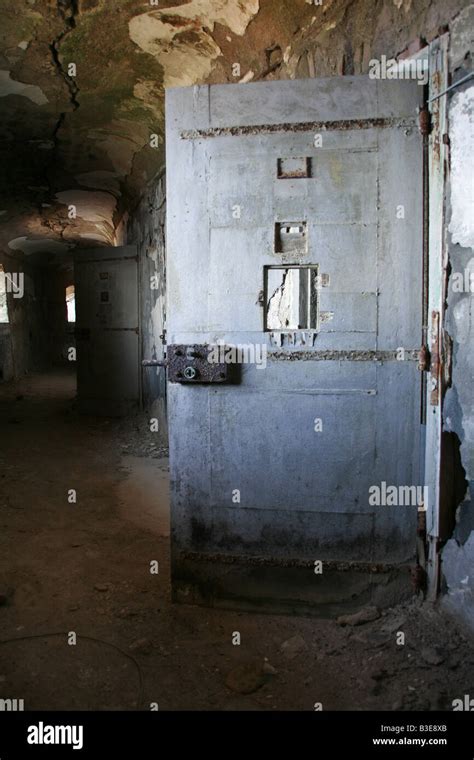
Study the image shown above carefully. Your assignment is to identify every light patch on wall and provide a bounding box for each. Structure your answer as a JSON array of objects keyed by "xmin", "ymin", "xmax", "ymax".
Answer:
[
  {"xmin": 55, "ymin": 190, "xmax": 117, "ymax": 225},
  {"xmin": 0, "ymin": 264, "xmax": 9, "ymax": 323},
  {"xmin": 66, "ymin": 285, "xmax": 75, "ymax": 323},
  {"xmin": 0, "ymin": 70, "xmax": 48, "ymax": 105},
  {"xmin": 7, "ymin": 237, "xmax": 70, "ymax": 255},
  {"xmin": 452, "ymin": 298, "xmax": 472, "ymax": 345},
  {"xmin": 128, "ymin": 0, "xmax": 259, "ymax": 87},
  {"xmin": 448, "ymin": 87, "xmax": 474, "ymax": 250}
]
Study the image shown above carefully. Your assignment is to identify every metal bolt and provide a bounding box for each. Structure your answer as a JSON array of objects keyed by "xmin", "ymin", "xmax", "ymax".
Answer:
[{"xmin": 183, "ymin": 366, "xmax": 198, "ymax": 380}]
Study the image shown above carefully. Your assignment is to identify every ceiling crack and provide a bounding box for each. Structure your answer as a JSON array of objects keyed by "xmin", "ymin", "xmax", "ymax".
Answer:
[{"xmin": 50, "ymin": 0, "xmax": 80, "ymax": 146}]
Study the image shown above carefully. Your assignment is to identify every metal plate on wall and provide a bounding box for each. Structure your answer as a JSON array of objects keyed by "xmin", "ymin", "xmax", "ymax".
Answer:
[{"xmin": 167, "ymin": 344, "xmax": 230, "ymax": 383}]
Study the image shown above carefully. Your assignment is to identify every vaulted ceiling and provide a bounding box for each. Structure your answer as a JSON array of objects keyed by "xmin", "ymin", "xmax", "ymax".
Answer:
[{"xmin": 0, "ymin": 0, "xmax": 465, "ymax": 262}]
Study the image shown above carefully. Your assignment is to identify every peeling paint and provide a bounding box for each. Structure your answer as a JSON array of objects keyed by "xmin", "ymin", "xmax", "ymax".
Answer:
[
  {"xmin": 128, "ymin": 0, "xmax": 259, "ymax": 87},
  {"xmin": 448, "ymin": 89, "xmax": 474, "ymax": 250},
  {"xmin": 129, "ymin": 14, "xmax": 221, "ymax": 88},
  {"xmin": 442, "ymin": 76, "xmax": 474, "ymax": 630},
  {"xmin": 443, "ymin": 532, "xmax": 474, "ymax": 623},
  {"xmin": 0, "ymin": 0, "xmax": 466, "ymax": 255}
]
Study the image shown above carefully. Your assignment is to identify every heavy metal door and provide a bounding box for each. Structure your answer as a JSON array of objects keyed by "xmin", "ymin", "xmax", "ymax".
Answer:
[
  {"xmin": 166, "ymin": 77, "xmax": 424, "ymax": 612},
  {"xmin": 74, "ymin": 246, "xmax": 140, "ymax": 416}
]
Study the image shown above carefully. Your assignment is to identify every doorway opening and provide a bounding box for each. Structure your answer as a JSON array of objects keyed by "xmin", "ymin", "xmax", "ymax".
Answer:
[
  {"xmin": 66, "ymin": 284, "xmax": 76, "ymax": 323},
  {"xmin": 0, "ymin": 264, "xmax": 10, "ymax": 324}
]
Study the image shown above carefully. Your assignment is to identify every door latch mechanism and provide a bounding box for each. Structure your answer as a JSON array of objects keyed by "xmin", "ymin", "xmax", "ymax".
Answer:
[{"xmin": 142, "ymin": 344, "xmax": 230, "ymax": 383}]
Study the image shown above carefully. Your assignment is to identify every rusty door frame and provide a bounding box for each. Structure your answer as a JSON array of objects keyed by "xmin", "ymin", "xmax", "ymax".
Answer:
[{"xmin": 424, "ymin": 34, "xmax": 450, "ymax": 599}]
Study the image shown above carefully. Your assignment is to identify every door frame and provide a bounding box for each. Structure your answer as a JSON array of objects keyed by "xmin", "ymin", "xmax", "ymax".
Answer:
[{"xmin": 424, "ymin": 34, "xmax": 450, "ymax": 598}]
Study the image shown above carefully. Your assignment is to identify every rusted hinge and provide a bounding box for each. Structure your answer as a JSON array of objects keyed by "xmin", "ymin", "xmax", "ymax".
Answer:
[
  {"xmin": 442, "ymin": 330, "xmax": 453, "ymax": 389},
  {"xmin": 418, "ymin": 344, "xmax": 430, "ymax": 372},
  {"xmin": 418, "ymin": 106, "xmax": 431, "ymax": 136},
  {"xmin": 430, "ymin": 310, "xmax": 441, "ymax": 406}
]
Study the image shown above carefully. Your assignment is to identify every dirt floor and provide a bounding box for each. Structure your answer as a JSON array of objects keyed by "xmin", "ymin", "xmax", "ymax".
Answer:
[{"xmin": 0, "ymin": 369, "xmax": 473, "ymax": 711}]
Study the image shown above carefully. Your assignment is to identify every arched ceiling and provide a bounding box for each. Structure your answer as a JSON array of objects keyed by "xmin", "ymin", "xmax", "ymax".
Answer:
[{"xmin": 0, "ymin": 0, "xmax": 464, "ymax": 260}]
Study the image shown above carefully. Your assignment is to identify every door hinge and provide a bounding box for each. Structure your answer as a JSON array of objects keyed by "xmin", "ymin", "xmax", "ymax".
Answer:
[
  {"xmin": 429, "ymin": 310, "xmax": 441, "ymax": 406},
  {"xmin": 418, "ymin": 106, "xmax": 431, "ymax": 136},
  {"xmin": 420, "ymin": 314, "xmax": 449, "ymax": 405},
  {"xmin": 418, "ymin": 344, "xmax": 430, "ymax": 372},
  {"xmin": 442, "ymin": 329, "xmax": 453, "ymax": 390}
]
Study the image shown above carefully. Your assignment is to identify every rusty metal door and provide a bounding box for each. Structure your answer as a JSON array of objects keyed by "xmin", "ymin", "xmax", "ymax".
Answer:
[{"xmin": 166, "ymin": 77, "xmax": 424, "ymax": 612}]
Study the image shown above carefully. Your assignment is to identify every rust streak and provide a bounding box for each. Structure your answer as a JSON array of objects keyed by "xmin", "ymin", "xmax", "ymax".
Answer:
[
  {"xmin": 181, "ymin": 117, "xmax": 417, "ymax": 140},
  {"xmin": 180, "ymin": 551, "xmax": 404, "ymax": 573},
  {"xmin": 268, "ymin": 349, "xmax": 421, "ymax": 362}
]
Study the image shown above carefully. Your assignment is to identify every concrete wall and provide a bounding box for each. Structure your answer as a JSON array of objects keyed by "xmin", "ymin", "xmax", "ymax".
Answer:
[
  {"xmin": 441, "ymin": 6, "xmax": 474, "ymax": 630},
  {"xmin": 127, "ymin": 170, "xmax": 167, "ymax": 435}
]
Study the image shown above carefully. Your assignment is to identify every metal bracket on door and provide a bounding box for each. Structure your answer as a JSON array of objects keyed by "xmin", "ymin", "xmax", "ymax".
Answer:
[
  {"xmin": 418, "ymin": 311, "xmax": 442, "ymax": 406},
  {"xmin": 429, "ymin": 310, "xmax": 441, "ymax": 406},
  {"xmin": 142, "ymin": 344, "xmax": 231, "ymax": 383}
]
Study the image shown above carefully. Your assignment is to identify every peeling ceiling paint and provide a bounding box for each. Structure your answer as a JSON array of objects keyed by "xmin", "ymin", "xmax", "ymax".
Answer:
[
  {"xmin": 129, "ymin": 0, "xmax": 260, "ymax": 87},
  {"xmin": 0, "ymin": 0, "xmax": 466, "ymax": 259}
]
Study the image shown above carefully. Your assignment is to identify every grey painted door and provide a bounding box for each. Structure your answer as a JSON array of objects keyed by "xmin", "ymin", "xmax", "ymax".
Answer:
[
  {"xmin": 75, "ymin": 246, "xmax": 140, "ymax": 416},
  {"xmin": 166, "ymin": 77, "xmax": 423, "ymax": 609}
]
